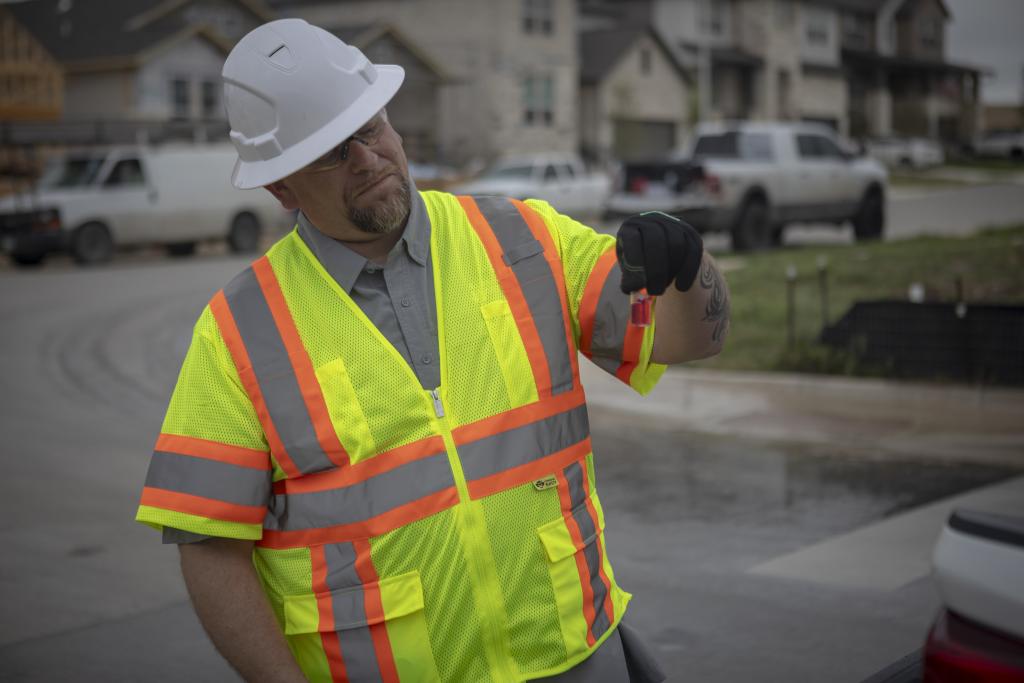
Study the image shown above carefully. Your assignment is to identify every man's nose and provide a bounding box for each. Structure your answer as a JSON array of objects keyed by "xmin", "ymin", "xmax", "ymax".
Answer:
[{"xmin": 344, "ymin": 138, "xmax": 381, "ymax": 171}]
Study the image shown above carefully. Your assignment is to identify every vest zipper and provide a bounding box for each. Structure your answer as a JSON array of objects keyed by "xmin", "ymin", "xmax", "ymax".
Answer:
[{"xmin": 427, "ymin": 387, "xmax": 517, "ymax": 682}]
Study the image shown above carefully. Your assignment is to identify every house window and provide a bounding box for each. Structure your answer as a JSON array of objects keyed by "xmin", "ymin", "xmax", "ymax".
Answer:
[
  {"xmin": 523, "ymin": 75, "xmax": 554, "ymax": 126},
  {"xmin": 640, "ymin": 48, "xmax": 652, "ymax": 75},
  {"xmin": 171, "ymin": 78, "xmax": 190, "ymax": 119},
  {"xmin": 709, "ymin": 2, "xmax": 726, "ymax": 35},
  {"xmin": 775, "ymin": 0, "xmax": 794, "ymax": 27},
  {"xmin": 920, "ymin": 17, "xmax": 941, "ymax": 49},
  {"xmin": 523, "ymin": 0, "xmax": 553, "ymax": 35},
  {"xmin": 201, "ymin": 80, "xmax": 220, "ymax": 119},
  {"xmin": 805, "ymin": 15, "xmax": 830, "ymax": 45}
]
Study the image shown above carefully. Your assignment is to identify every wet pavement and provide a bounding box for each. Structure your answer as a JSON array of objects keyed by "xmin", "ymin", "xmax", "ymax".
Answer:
[{"xmin": 1, "ymin": 255, "xmax": 1022, "ymax": 681}]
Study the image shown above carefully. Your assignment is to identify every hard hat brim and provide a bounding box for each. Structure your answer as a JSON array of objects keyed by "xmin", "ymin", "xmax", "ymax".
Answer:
[{"xmin": 230, "ymin": 64, "xmax": 406, "ymax": 190}]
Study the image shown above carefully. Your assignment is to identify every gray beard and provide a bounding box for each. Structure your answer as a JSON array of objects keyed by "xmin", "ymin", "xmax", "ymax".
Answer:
[{"xmin": 349, "ymin": 175, "xmax": 411, "ymax": 235}]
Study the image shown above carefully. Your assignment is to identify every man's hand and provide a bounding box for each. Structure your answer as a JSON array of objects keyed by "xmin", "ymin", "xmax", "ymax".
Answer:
[{"xmin": 615, "ymin": 211, "xmax": 704, "ymax": 295}]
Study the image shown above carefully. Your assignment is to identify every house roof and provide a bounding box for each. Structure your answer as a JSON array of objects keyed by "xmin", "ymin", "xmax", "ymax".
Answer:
[
  {"xmin": 580, "ymin": 26, "xmax": 689, "ymax": 85},
  {"xmin": 5, "ymin": 0, "xmax": 270, "ymax": 66}
]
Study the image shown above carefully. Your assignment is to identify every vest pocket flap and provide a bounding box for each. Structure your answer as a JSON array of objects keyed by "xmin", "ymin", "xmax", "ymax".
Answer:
[
  {"xmin": 282, "ymin": 570, "xmax": 424, "ymax": 635},
  {"xmin": 501, "ymin": 239, "xmax": 544, "ymax": 266},
  {"xmin": 537, "ymin": 501, "xmax": 607, "ymax": 564}
]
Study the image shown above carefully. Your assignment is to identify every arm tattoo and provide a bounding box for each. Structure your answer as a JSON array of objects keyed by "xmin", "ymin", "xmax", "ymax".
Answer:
[{"xmin": 699, "ymin": 258, "xmax": 730, "ymax": 343}]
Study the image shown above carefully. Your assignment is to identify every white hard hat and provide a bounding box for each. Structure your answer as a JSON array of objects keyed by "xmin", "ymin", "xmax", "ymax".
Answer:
[{"xmin": 222, "ymin": 19, "xmax": 405, "ymax": 189}]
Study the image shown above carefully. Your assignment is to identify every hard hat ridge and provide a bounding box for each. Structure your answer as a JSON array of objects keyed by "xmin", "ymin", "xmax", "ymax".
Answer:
[{"xmin": 222, "ymin": 18, "xmax": 405, "ymax": 189}]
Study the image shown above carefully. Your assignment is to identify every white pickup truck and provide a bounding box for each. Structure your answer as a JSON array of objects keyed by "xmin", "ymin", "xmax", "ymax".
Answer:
[
  {"xmin": 0, "ymin": 144, "xmax": 290, "ymax": 266},
  {"xmin": 607, "ymin": 122, "xmax": 888, "ymax": 251},
  {"xmin": 451, "ymin": 154, "xmax": 611, "ymax": 220}
]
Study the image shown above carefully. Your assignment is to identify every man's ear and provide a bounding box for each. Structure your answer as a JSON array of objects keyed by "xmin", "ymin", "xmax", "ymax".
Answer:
[{"xmin": 264, "ymin": 180, "xmax": 299, "ymax": 211}]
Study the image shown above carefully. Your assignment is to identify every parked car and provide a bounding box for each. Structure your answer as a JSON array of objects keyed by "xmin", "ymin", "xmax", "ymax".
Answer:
[
  {"xmin": 0, "ymin": 144, "xmax": 289, "ymax": 266},
  {"xmin": 924, "ymin": 508, "xmax": 1024, "ymax": 681},
  {"xmin": 866, "ymin": 136, "xmax": 945, "ymax": 169},
  {"xmin": 450, "ymin": 154, "xmax": 611, "ymax": 219},
  {"xmin": 973, "ymin": 130, "xmax": 1024, "ymax": 160},
  {"xmin": 607, "ymin": 121, "xmax": 888, "ymax": 251}
]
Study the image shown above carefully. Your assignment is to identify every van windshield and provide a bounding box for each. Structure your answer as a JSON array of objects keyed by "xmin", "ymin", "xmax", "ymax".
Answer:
[{"xmin": 38, "ymin": 157, "xmax": 105, "ymax": 189}]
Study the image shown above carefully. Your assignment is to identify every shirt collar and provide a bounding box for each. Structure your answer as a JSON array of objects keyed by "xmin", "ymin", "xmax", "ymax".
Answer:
[{"xmin": 296, "ymin": 180, "xmax": 430, "ymax": 294}]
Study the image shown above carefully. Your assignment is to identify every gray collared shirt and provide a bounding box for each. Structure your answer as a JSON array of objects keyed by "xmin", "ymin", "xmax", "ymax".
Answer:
[{"xmin": 295, "ymin": 188, "xmax": 441, "ymax": 390}]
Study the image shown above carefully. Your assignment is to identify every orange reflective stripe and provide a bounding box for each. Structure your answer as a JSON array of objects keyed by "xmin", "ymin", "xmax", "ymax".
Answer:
[
  {"xmin": 273, "ymin": 436, "xmax": 446, "ymax": 495},
  {"xmin": 452, "ymin": 388, "xmax": 585, "ymax": 446},
  {"xmin": 210, "ymin": 290, "xmax": 302, "ymax": 479},
  {"xmin": 555, "ymin": 467, "xmax": 598, "ymax": 648},
  {"xmin": 511, "ymin": 198, "xmax": 579, "ymax": 371},
  {"xmin": 467, "ymin": 438, "xmax": 591, "ymax": 500},
  {"xmin": 154, "ymin": 433, "xmax": 270, "ymax": 470},
  {"xmin": 139, "ymin": 486, "xmax": 265, "ymax": 524},
  {"xmin": 257, "ymin": 488, "xmax": 460, "ymax": 550},
  {"xmin": 459, "ymin": 195, "xmax": 554, "ymax": 396},
  {"xmin": 311, "ymin": 545, "xmax": 350, "ymax": 682},
  {"xmin": 615, "ymin": 320, "xmax": 645, "ymax": 384},
  {"xmin": 353, "ymin": 539, "xmax": 400, "ymax": 682},
  {"xmin": 251, "ymin": 257, "xmax": 349, "ymax": 469},
  {"xmin": 578, "ymin": 248, "xmax": 618, "ymax": 357}
]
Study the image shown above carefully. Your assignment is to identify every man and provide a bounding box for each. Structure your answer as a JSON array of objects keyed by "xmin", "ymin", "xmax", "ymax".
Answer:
[{"xmin": 137, "ymin": 18, "xmax": 729, "ymax": 683}]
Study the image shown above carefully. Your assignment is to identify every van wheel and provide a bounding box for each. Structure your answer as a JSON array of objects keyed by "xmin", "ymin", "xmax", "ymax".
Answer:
[
  {"xmin": 167, "ymin": 241, "xmax": 197, "ymax": 257},
  {"xmin": 11, "ymin": 250, "xmax": 46, "ymax": 267},
  {"xmin": 853, "ymin": 188, "xmax": 885, "ymax": 241},
  {"xmin": 731, "ymin": 196, "xmax": 771, "ymax": 252},
  {"xmin": 228, "ymin": 213, "xmax": 261, "ymax": 253},
  {"xmin": 72, "ymin": 222, "xmax": 114, "ymax": 265}
]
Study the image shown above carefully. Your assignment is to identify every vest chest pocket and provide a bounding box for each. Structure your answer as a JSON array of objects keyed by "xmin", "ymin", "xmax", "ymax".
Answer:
[
  {"xmin": 283, "ymin": 570, "xmax": 440, "ymax": 681},
  {"xmin": 480, "ymin": 298, "xmax": 539, "ymax": 407}
]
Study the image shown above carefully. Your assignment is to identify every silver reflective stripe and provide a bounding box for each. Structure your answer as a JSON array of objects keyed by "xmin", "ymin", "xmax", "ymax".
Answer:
[
  {"xmin": 472, "ymin": 196, "xmax": 575, "ymax": 395},
  {"xmin": 264, "ymin": 451, "xmax": 453, "ymax": 531},
  {"xmin": 323, "ymin": 543, "xmax": 383, "ymax": 681},
  {"xmin": 564, "ymin": 460, "xmax": 611, "ymax": 640},
  {"xmin": 223, "ymin": 267, "xmax": 336, "ymax": 475},
  {"xmin": 458, "ymin": 404, "xmax": 590, "ymax": 483},
  {"xmin": 145, "ymin": 450, "xmax": 270, "ymax": 507},
  {"xmin": 589, "ymin": 260, "xmax": 631, "ymax": 361}
]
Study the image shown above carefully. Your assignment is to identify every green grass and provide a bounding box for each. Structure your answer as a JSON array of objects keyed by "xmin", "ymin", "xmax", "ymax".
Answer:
[
  {"xmin": 691, "ymin": 224, "xmax": 1024, "ymax": 375},
  {"xmin": 944, "ymin": 158, "xmax": 1024, "ymax": 175},
  {"xmin": 888, "ymin": 173, "xmax": 970, "ymax": 189}
]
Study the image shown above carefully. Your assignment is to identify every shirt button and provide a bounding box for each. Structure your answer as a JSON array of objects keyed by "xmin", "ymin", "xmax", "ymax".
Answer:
[
  {"xmin": 421, "ymin": 355, "xmax": 432, "ymax": 365},
  {"xmin": 401, "ymin": 298, "xmax": 411, "ymax": 308}
]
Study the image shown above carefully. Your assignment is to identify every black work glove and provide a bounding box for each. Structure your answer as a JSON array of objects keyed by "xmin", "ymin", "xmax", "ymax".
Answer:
[{"xmin": 616, "ymin": 211, "xmax": 703, "ymax": 295}]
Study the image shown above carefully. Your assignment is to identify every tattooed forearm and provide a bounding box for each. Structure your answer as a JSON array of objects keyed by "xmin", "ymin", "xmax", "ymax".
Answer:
[{"xmin": 699, "ymin": 258, "xmax": 730, "ymax": 343}]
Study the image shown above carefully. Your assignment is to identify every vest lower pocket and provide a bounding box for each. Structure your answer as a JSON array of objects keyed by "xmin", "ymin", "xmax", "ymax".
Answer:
[
  {"xmin": 283, "ymin": 570, "xmax": 440, "ymax": 681},
  {"xmin": 537, "ymin": 495, "xmax": 616, "ymax": 659}
]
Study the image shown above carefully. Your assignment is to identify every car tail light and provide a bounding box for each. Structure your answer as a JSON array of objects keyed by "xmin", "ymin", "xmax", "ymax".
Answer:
[
  {"xmin": 703, "ymin": 173, "xmax": 721, "ymax": 196},
  {"xmin": 33, "ymin": 209, "xmax": 61, "ymax": 232},
  {"xmin": 923, "ymin": 609, "xmax": 1024, "ymax": 682},
  {"xmin": 628, "ymin": 176, "xmax": 649, "ymax": 194}
]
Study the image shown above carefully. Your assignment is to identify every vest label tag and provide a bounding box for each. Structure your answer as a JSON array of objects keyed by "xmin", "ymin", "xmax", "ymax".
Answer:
[{"xmin": 533, "ymin": 475, "xmax": 558, "ymax": 491}]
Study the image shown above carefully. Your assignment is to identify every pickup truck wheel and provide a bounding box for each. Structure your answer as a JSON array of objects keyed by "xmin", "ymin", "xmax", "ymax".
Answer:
[
  {"xmin": 228, "ymin": 212, "xmax": 261, "ymax": 253},
  {"xmin": 167, "ymin": 241, "xmax": 197, "ymax": 257},
  {"xmin": 853, "ymin": 188, "xmax": 885, "ymax": 241},
  {"xmin": 732, "ymin": 197, "xmax": 771, "ymax": 252},
  {"xmin": 71, "ymin": 222, "xmax": 114, "ymax": 265}
]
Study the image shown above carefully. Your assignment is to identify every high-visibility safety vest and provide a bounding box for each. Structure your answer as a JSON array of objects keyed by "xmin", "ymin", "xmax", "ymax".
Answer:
[{"xmin": 137, "ymin": 192, "xmax": 665, "ymax": 681}]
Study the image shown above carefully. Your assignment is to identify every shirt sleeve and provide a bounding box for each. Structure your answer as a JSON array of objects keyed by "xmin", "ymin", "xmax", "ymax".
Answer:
[
  {"xmin": 135, "ymin": 305, "xmax": 272, "ymax": 541},
  {"xmin": 524, "ymin": 199, "xmax": 666, "ymax": 395}
]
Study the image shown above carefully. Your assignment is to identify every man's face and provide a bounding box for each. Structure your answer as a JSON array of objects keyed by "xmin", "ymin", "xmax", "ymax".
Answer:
[{"xmin": 268, "ymin": 111, "xmax": 412, "ymax": 239}]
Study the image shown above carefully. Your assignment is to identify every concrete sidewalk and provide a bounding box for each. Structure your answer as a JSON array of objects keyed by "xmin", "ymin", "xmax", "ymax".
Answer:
[{"xmin": 580, "ymin": 364, "xmax": 1024, "ymax": 467}]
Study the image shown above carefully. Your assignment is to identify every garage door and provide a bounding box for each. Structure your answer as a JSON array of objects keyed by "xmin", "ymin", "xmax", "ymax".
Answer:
[{"xmin": 613, "ymin": 120, "xmax": 677, "ymax": 161}]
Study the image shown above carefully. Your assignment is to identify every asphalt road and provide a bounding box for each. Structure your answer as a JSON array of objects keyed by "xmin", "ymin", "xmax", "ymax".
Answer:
[{"xmin": 1, "ymin": 251, "xmax": 1021, "ymax": 682}]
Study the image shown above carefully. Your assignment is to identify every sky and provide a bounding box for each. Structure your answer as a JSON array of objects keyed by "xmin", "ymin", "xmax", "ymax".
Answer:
[{"xmin": 945, "ymin": 0, "xmax": 1024, "ymax": 105}]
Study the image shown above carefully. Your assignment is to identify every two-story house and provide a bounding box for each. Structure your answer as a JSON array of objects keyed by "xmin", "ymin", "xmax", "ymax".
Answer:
[
  {"xmin": 835, "ymin": 0, "xmax": 981, "ymax": 143},
  {"xmin": 269, "ymin": 0, "xmax": 580, "ymax": 167}
]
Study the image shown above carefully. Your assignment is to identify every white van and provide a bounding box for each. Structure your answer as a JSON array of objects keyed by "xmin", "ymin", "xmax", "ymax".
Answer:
[{"xmin": 0, "ymin": 144, "xmax": 291, "ymax": 266}]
